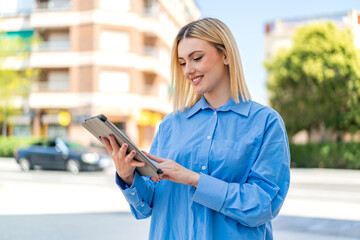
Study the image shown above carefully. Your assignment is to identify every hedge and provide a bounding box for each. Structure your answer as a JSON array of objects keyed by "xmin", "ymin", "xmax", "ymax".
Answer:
[
  {"xmin": 1, "ymin": 137, "xmax": 359, "ymax": 169},
  {"xmin": 0, "ymin": 136, "xmax": 37, "ymax": 158},
  {"xmin": 290, "ymin": 142, "xmax": 360, "ymax": 169}
]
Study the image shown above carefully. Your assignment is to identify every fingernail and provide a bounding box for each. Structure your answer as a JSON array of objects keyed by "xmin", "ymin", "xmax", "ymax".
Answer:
[
  {"xmin": 132, "ymin": 150, "xmax": 136, "ymax": 154},
  {"xmin": 124, "ymin": 143, "xmax": 128, "ymax": 147},
  {"xmin": 109, "ymin": 134, "xmax": 114, "ymax": 137}
]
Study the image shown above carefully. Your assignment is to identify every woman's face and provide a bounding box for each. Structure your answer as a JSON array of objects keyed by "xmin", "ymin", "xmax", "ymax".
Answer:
[{"xmin": 177, "ymin": 37, "xmax": 229, "ymax": 95}]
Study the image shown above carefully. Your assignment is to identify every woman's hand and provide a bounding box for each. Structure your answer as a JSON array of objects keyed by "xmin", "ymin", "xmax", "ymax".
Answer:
[
  {"xmin": 144, "ymin": 152, "xmax": 200, "ymax": 187},
  {"xmin": 101, "ymin": 135, "xmax": 146, "ymax": 186}
]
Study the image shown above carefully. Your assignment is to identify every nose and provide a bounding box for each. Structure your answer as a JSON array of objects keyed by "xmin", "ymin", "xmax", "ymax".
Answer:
[{"xmin": 183, "ymin": 62, "xmax": 195, "ymax": 79}]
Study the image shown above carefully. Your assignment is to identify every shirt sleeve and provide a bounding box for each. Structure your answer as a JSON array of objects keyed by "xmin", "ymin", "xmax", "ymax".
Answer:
[
  {"xmin": 115, "ymin": 127, "xmax": 161, "ymax": 219},
  {"xmin": 192, "ymin": 114, "xmax": 291, "ymax": 227}
]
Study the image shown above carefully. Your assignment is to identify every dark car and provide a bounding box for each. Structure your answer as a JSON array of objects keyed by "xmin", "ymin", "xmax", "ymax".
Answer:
[{"xmin": 14, "ymin": 138, "xmax": 111, "ymax": 174}]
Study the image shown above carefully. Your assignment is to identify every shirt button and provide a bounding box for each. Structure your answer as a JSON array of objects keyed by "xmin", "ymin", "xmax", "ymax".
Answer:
[
  {"xmin": 206, "ymin": 136, "xmax": 211, "ymax": 140},
  {"xmin": 201, "ymin": 166, "xmax": 206, "ymax": 170},
  {"xmin": 214, "ymin": 111, "xmax": 217, "ymax": 114},
  {"xmin": 141, "ymin": 203, "xmax": 145, "ymax": 207},
  {"xmin": 130, "ymin": 192, "xmax": 136, "ymax": 196}
]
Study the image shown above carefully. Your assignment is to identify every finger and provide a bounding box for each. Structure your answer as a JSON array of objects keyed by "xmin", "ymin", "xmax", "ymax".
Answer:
[
  {"xmin": 130, "ymin": 159, "xmax": 146, "ymax": 168},
  {"xmin": 101, "ymin": 137, "xmax": 113, "ymax": 153},
  {"xmin": 108, "ymin": 134, "xmax": 120, "ymax": 152},
  {"xmin": 124, "ymin": 149, "xmax": 135, "ymax": 163},
  {"xmin": 150, "ymin": 176, "xmax": 160, "ymax": 181},
  {"xmin": 159, "ymin": 174, "xmax": 169, "ymax": 180},
  {"xmin": 143, "ymin": 151, "xmax": 165, "ymax": 163},
  {"xmin": 150, "ymin": 177, "xmax": 160, "ymax": 183},
  {"xmin": 119, "ymin": 143, "xmax": 129, "ymax": 159}
]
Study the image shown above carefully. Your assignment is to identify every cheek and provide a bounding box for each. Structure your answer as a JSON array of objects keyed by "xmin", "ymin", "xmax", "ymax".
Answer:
[
  {"xmin": 204, "ymin": 57, "xmax": 226, "ymax": 81},
  {"xmin": 201, "ymin": 52, "xmax": 224, "ymax": 74},
  {"xmin": 201, "ymin": 55, "xmax": 216, "ymax": 71}
]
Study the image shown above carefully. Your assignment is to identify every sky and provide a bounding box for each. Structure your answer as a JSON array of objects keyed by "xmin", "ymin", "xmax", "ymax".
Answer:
[{"xmin": 195, "ymin": 0, "xmax": 360, "ymax": 105}]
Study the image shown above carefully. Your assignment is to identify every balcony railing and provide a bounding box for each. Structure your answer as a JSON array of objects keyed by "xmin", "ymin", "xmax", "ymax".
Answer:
[
  {"xmin": 32, "ymin": 80, "xmax": 69, "ymax": 91},
  {"xmin": 143, "ymin": 2, "xmax": 159, "ymax": 17},
  {"xmin": 32, "ymin": 41, "xmax": 70, "ymax": 51},
  {"xmin": 35, "ymin": 0, "xmax": 71, "ymax": 11},
  {"xmin": 143, "ymin": 46, "xmax": 158, "ymax": 57}
]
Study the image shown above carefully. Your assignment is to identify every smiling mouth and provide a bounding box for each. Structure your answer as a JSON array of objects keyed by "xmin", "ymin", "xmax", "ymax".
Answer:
[{"xmin": 191, "ymin": 76, "xmax": 203, "ymax": 85}]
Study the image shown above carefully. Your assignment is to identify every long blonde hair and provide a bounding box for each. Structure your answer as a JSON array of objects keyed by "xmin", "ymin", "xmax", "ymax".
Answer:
[{"xmin": 170, "ymin": 17, "xmax": 251, "ymax": 112}]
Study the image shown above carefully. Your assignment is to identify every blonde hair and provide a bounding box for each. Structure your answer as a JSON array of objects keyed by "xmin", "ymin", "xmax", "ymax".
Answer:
[{"xmin": 170, "ymin": 17, "xmax": 251, "ymax": 112}]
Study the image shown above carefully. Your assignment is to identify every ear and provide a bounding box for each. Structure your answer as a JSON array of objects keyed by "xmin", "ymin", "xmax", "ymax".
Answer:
[{"xmin": 223, "ymin": 53, "xmax": 229, "ymax": 65}]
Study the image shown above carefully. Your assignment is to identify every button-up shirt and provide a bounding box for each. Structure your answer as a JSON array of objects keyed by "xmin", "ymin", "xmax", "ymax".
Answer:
[{"xmin": 116, "ymin": 95, "xmax": 290, "ymax": 240}]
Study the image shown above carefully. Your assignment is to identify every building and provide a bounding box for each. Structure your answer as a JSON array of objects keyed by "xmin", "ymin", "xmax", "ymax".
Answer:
[
  {"xmin": 264, "ymin": 9, "xmax": 360, "ymax": 142},
  {"xmin": 0, "ymin": 0, "xmax": 200, "ymax": 149},
  {"xmin": 265, "ymin": 9, "xmax": 360, "ymax": 59}
]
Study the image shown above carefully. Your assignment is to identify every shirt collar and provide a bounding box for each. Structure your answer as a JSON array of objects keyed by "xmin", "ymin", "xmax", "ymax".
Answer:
[{"xmin": 187, "ymin": 95, "xmax": 252, "ymax": 118}]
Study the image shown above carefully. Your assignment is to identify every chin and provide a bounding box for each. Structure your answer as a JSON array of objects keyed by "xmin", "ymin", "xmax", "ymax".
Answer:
[
  {"xmin": 193, "ymin": 86, "xmax": 206, "ymax": 95},
  {"xmin": 195, "ymin": 89, "xmax": 206, "ymax": 95}
]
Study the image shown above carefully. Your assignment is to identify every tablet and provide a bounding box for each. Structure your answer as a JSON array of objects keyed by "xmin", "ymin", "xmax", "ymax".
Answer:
[{"xmin": 82, "ymin": 114, "xmax": 162, "ymax": 177}]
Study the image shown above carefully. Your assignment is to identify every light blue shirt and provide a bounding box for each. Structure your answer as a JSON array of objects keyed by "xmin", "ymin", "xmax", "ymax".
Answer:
[{"xmin": 116, "ymin": 95, "xmax": 290, "ymax": 240}]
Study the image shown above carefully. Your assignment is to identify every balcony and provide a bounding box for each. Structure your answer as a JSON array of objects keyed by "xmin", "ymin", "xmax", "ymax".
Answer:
[
  {"xmin": 143, "ymin": 0, "xmax": 159, "ymax": 17},
  {"xmin": 142, "ymin": 72, "xmax": 157, "ymax": 95},
  {"xmin": 35, "ymin": 0, "xmax": 71, "ymax": 11},
  {"xmin": 143, "ymin": 46, "xmax": 158, "ymax": 57},
  {"xmin": 143, "ymin": 34, "xmax": 158, "ymax": 58},
  {"xmin": 32, "ymin": 81, "xmax": 69, "ymax": 91},
  {"xmin": 33, "ymin": 69, "xmax": 70, "ymax": 91},
  {"xmin": 32, "ymin": 40, "xmax": 70, "ymax": 51}
]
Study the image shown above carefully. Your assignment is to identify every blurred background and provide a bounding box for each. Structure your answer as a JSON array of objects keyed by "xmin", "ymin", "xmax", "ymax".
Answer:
[{"xmin": 1, "ymin": 0, "xmax": 360, "ymax": 239}]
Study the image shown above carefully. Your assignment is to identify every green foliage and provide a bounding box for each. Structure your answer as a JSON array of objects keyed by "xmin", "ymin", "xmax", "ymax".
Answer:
[
  {"xmin": 0, "ymin": 32, "xmax": 38, "ymax": 135},
  {"xmin": 265, "ymin": 22, "xmax": 360, "ymax": 138},
  {"xmin": 0, "ymin": 136, "xmax": 37, "ymax": 157},
  {"xmin": 0, "ymin": 69, "xmax": 34, "ymax": 99},
  {"xmin": 0, "ymin": 30, "xmax": 35, "ymax": 57},
  {"xmin": 290, "ymin": 142, "xmax": 360, "ymax": 169}
]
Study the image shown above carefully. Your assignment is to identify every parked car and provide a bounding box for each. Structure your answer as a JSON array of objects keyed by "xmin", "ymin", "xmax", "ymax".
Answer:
[{"xmin": 14, "ymin": 138, "xmax": 112, "ymax": 174}]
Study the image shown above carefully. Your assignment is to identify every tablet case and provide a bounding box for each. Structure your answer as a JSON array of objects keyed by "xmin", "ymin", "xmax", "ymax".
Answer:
[{"xmin": 82, "ymin": 114, "xmax": 162, "ymax": 177}]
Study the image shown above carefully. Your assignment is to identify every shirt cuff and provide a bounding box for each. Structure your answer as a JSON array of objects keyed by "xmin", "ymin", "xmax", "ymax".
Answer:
[
  {"xmin": 192, "ymin": 173, "xmax": 228, "ymax": 212},
  {"xmin": 115, "ymin": 171, "xmax": 148, "ymax": 206}
]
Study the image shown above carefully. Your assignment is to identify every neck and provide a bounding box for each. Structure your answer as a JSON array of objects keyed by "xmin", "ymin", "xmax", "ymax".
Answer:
[
  {"xmin": 204, "ymin": 87, "xmax": 231, "ymax": 109},
  {"xmin": 203, "ymin": 67, "xmax": 232, "ymax": 108}
]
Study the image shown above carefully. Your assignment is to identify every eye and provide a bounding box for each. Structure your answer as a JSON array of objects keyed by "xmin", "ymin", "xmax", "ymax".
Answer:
[
  {"xmin": 194, "ymin": 56, "xmax": 203, "ymax": 61},
  {"xmin": 179, "ymin": 62, "xmax": 186, "ymax": 67}
]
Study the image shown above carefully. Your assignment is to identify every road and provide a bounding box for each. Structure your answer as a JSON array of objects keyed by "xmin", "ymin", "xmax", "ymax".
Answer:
[{"xmin": 0, "ymin": 158, "xmax": 360, "ymax": 240}]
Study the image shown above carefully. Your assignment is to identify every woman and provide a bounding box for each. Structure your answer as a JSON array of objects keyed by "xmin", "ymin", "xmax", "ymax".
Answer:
[{"xmin": 102, "ymin": 18, "xmax": 290, "ymax": 239}]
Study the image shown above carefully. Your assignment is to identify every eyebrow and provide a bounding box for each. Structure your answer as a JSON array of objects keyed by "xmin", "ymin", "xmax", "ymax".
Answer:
[{"xmin": 178, "ymin": 50, "xmax": 203, "ymax": 60}]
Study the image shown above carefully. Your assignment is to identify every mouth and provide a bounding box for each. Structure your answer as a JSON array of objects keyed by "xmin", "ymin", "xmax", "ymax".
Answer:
[{"xmin": 191, "ymin": 75, "xmax": 203, "ymax": 85}]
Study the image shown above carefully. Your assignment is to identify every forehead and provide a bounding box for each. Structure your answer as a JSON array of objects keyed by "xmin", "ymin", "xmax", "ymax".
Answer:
[{"xmin": 177, "ymin": 37, "xmax": 214, "ymax": 57}]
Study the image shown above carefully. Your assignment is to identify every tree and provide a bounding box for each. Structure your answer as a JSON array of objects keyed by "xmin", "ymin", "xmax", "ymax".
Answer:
[
  {"xmin": 0, "ymin": 32, "xmax": 36, "ymax": 136},
  {"xmin": 265, "ymin": 22, "xmax": 360, "ymax": 141}
]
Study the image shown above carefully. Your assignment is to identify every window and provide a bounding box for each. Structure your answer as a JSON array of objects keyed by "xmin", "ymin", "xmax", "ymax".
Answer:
[
  {"xmin": 143, "ymin": 35, "xmax": 157, "ymax": 56},
  {"xmin": 48, "ymin": 70, "xmax": 70, "ymax": 91},
  {"xmin": 47, "ymin": 125, "xmax": 68, "ymax": 139},
  {"xmin": 143, "ymin": 72, "xmax": 156, "ymax": 94},
  {"xmin": 13, "ymin": 125, "xmax": 31, "ymax": 136},
  {"xmin": 36, "ymin": 29, "xmax": 70, "ymax": 51},
  {"xmin": 99, "ymin": 71, "xmax": 130, "ymax": 93},
  {"xmin": 143, "ymin": 0, "xmax": 158, "ymax": 16},
  {"xmin": 100, "ymin": 30, "xmax": 129, "ymax": 52}
]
